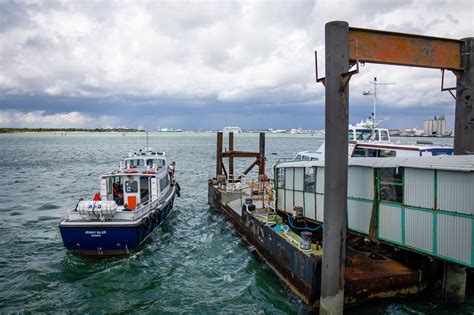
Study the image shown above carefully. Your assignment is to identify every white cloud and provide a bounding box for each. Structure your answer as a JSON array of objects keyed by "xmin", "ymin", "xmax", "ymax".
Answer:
[
  {"xmin": 0, "ymin": 110, "xmax": 119, "ymax": 128},
  {"xmin": 0, "ymin": 0, "xmax": 471, "ymax": 128}
]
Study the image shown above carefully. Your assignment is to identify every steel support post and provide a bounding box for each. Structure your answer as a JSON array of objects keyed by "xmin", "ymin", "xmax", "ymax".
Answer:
[
  {"xmin": 320, "ymin": 21, "xmax": 350, "ymax": 315},
  {"xmin": 216, "ymin": 132, "xmax": 223, "ymax": 177},
  {"xmin": 454, "ymin": 37, "xmax": 474, "ymax": 155},
  {"xmin": 444, "ymin": 37, "xmax": 473, "ymax": 304},
  {"xmin": 229, "ymin": 132, "xmax": 234, "ymax": 180}
]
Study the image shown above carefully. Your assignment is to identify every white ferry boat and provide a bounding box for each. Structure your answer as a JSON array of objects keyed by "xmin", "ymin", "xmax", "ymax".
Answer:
[
  {"xmin": 59, "ymin": 148, "xmax": 180, "ymax": 256},
  {"xmin": 222, "ymin": 126, "xmax": 242, "ymax": 133},
  {"xmin": 291, "ymin": 118, "xmax": 453, "ymax": 162}
]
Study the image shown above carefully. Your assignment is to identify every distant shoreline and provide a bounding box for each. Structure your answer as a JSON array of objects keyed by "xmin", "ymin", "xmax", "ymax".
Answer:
[{"xmin": 0, "ymin": 128, "xmax": 144, "ymax": 134}]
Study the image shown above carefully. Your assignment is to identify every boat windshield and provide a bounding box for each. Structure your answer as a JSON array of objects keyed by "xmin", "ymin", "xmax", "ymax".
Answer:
[
  {"xmin": 354, "ymin": 129, "xmax": 373, "ymax": 141},
  {"xmin": 127, "ymin": 159, "xmax": 145, "ymax": 167},
  {"xmin": 146, "ymin": 158, "xmax": 165, "ymax": 167}
]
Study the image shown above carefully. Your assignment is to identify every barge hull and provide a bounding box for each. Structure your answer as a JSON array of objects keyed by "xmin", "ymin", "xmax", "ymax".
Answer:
[{"xmin": 209, "ymin": 184, "xmax": 423, "ymax": 306}]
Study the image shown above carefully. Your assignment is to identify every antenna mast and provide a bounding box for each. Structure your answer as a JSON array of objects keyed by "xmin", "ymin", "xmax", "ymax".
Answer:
[{"xmin": 363, "ymin": 77, "xmax": 395, "ymax": 127}]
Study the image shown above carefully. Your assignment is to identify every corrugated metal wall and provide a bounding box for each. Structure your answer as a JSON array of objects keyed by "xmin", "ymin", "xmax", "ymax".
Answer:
[
  {"xmin": 437, "ymin": 171, "xmax": 474, "ymax": 215},
  {"xmin": 316, "ymin": 167, "xmax": 324, "ymax": 194},
  {"xmin": 285, "ymin": 168, "xmax": 294, "ymax": 191},
  {"xmin": 277, "ymin": 189, "xmax": 285, "ymax": 211},
  {"xmin": 437, "ymin": 213, "xmax": 472, "ymax": 265},
  {"xmin": 405, "ymin": 168, "xmax": 435, "ymax": 209},
  {"xmin": 347, "ymin": 199, "xmax": 372, "ymax": 234},
  {"xmin": 379, "ymin": 204, "xmax": 402, "ymax": 243},
  {"xmin": 285, "ymin": 189, "xmax": 293, "ymax": 213},
  {"xmin": 304, "ymin": 193, "xmax": 316, "ymax": 220},
  {"xmin": 294, "ymin": 191, "xmax": 304, "ymax": 210},
  {"xmin": 404, "ymin": 208, "xmax": 433, "ymax": 253},
  {"xmin": 348, "ymin": 166, "xmax": 374, "ymax": 200},
  {"xmin": 294, "ymin": 168, "xmax": 304, "ymax": 191},
  {"xmin": 316, "ymin": 194, "xmax": 324, "ymax": 222}
]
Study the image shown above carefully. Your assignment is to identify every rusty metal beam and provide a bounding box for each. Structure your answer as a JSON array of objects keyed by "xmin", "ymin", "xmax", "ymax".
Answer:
[
  {"xmin": 349, "ymin": 27, "xmax": 463, "ymax": 70},
  {"xmin": 222, "ymin": 151, "xmax": 260, "ymax": 158}
]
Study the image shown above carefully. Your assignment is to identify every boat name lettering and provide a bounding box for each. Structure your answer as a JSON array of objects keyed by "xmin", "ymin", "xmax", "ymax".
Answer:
[{"xmin": 85, "ymin": 230, "xmax": 107, "ymax": 237}]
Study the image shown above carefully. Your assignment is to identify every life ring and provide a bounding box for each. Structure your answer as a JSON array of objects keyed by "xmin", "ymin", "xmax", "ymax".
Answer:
[
  {"xmin": 143, "ymin": 170, "xmax": 156, "ymax": 174},
  {"xmin": 142, "ymin": 216, "xmax": 152, "ymax": 230},
  {"xmin": 125, "ymin": 170, "xmax": 138, "ymax": 174}
]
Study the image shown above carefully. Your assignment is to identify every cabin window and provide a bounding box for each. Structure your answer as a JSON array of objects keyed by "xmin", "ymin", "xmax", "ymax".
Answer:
[
  {"xmin": 373, "ymin": 130, "xmax": 380, "ymax": 141},
  {"xmin": 304, "ymin": 167, "xmax": 316, "ymax": 192},
  {"xmin": 277, "ymin": 168, "xmax": 285, "ymax": 188},
  {"xmin": 128, "ymin": 159, "xmax": 144, "ymax": 167},
  {"xmin": 140, "ymin": 176, "xmax": 150, "ymax": 203},
  {"xmin": 146, "ymin": 159, "xmax": 165, "ymax": 167},
  {"xmin": 381, "ymin": 130, "xmax": 389, "ymax": 141},
  {"xmin": 355, "ymin": 130, "xmax": 372, "ymax": 141},
  {"xmin": 348, "ymin": 130, "xmax": 354, "ymax": 140},
  {"xmin": 379, "ymin": 168, "xmax": 404, "ymax": 203},
  {"xmin": 159, "ymin": 175, "xmax": 170, "ymax": 192},
  {"xmin": 379, "ymin": 150, "xmax": 396, "ymax": 157},
  {"xmin": 125, "ymin": 180, "xmax": 138, "ymax": 193}
]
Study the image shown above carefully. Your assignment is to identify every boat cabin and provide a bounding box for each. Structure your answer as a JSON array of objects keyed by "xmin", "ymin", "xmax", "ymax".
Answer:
[{"xmin": 100, "ymin": 168, "xmax": 171, "ymax": 211}]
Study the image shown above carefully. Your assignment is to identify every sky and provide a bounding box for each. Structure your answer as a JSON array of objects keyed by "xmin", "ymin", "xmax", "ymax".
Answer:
[{"xmin": 0, "ymin": 0, "xmax": 472, "ymax": 130}]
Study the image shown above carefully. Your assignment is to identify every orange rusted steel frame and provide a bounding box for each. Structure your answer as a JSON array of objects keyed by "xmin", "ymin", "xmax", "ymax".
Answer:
[{"xmin": 349, "ymin": 27, "xmax": 462, "ymax": 70}]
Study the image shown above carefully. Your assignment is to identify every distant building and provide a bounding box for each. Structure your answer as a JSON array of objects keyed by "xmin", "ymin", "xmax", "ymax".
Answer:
[{"xmin": 423, "ymin": 115, "xmax": 446, "ymax": 136}]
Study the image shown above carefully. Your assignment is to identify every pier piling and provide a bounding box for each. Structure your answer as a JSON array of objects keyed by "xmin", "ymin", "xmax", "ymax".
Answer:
[
  {"xmin": 229, "ymin": 132, "xmax": 234, "ymax": 180},
  {"xmin": 320, "ymin": 21, "xmax": 350, "ymax": 315},
  {"xmin": 216, "ymin": 132, "xmax": 223, "ymax": 177},
  {"xmin": 258, "ymin": 132, "xmax": 265, "ymax": 178}
]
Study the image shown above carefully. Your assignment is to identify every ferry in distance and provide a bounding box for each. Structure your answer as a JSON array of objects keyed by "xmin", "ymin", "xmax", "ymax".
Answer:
[
  {"xmin": 291, "ymin": 117, "xmax": 453, "ymax": 162},
  {"xmin": 222, "ymin": 126, "xmax": 242, "ymax": 133},
  {"xmin": 59, "ymin": 148, "xmax": 181, "ymax": 256}
]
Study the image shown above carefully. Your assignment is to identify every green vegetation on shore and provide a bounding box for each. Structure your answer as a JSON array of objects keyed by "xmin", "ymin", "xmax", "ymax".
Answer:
[{"xmin": 0, "ymin": 128, "xmax": 144, "ymax": 134}]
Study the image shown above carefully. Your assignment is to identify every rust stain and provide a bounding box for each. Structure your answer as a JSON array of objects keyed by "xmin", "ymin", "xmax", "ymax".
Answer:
[{"xmin": 349, "ymin": 28, "xmax": 462, "ymax": 70}]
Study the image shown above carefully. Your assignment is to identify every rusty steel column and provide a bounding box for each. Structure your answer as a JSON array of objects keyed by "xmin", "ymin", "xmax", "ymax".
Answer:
[
  {"xmin": 216, "ymin": 132, "xmax": 223, "ymax": 177},
  {"xmin": 229, "ymin": 132, "xmax": 234, "ymax": 180},
  {"xmin": 258, "ymin": 132, "xmax": 265, "ymax": 177},
  {"xmin": 454, "ymin": 37, "xmax": 474, "ymax": 155},
  {"xmin": 444, "ymin": 37, "xmax": 473, "ymax": 304},
  {"xmin": 320, "ymin": 21, "xmax": 350, "ymax": 315}
]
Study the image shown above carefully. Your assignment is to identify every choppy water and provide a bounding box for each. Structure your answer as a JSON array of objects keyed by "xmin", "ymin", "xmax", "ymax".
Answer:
[{"xmin": 0, "ymin": 132, "xmax": 472, "ymax": 314}]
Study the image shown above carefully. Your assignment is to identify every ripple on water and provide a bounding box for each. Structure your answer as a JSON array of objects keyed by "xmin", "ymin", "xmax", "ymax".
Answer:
[{"xmin": 38, "ymin": 204, "xmax": 60, "ymax": 211}]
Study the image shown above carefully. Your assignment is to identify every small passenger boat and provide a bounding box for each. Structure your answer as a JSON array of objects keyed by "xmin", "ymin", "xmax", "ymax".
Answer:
[{"xmin": 59, "ymin": 148, "xmax": 180, "ymax": 256}]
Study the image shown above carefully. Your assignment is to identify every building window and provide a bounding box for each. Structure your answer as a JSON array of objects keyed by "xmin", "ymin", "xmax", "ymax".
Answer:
[
  {"xmin": 277, "ymin": 168, "xmax": 285, "ymax": 188},
  {"xmin": 304, "ymin": 167, "xmax": 316, "ymax": 192},
  {"xmin": 379, "ymin": 168, "xmax": 404, "ymax": 203}
]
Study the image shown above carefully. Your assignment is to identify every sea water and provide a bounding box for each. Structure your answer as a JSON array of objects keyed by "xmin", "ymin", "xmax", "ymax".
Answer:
[{"xmin": 0, "ymin": 132, "xmax": 472, "ymax": 314}]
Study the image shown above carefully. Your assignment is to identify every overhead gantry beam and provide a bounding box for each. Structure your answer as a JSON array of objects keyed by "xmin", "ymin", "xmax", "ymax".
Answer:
[{"xmin": 348, "ymin": 28, "xmax": 463, "ymax": 71}]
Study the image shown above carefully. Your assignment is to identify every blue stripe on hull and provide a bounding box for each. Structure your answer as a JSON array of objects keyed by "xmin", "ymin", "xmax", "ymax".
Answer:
[{"xmin": 60, "ymin": 195, "xmax": 175, "ymax": 256}]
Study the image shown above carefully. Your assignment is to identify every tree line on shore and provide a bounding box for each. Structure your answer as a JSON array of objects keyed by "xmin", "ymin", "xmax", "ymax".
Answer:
[{"xmin": 0, "ymin": 128, "xmax": 144, "ymax": 133}]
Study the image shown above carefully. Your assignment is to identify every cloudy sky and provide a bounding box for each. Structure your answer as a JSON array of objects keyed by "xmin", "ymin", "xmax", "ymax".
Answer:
[{"xmin": 0, "ymin": 0, "xmax": 472, "ymax": 130}]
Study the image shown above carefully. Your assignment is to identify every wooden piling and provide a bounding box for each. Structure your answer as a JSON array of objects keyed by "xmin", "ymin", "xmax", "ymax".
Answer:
[
  {"xmin": 229, "ymin": 132, "xmax": 234, "ymax": 180},
  {"xmin": 216, "ymin": 132, "xmax": 223, "ymax": 177}
]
